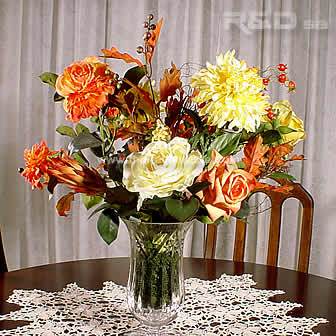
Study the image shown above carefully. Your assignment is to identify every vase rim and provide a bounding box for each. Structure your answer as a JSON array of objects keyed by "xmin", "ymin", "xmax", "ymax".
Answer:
[{"xmin": 122, "ymin": 217, "xmax": 197, "ymax": 225}]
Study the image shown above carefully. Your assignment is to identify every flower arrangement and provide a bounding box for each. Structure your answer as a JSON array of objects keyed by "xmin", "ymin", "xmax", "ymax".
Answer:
[{"xmin": 20, "ymin": 15, "xmax": 305, "ymax": 245}]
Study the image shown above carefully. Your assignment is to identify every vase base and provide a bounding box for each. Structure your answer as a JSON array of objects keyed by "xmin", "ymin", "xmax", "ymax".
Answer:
[{"xmin": 122, "ymin": 326, "xmax": 181, "ymax": 335}]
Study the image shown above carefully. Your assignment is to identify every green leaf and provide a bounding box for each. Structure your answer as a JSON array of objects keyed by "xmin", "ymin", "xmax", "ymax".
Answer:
[
  {"xmin": 39, "ymin": 72, "xmax": 58, "ymax": 88},
  {"xmin": 72, "ymin": 152, "xmax": 88, "ymax": 165},
  {"xmin": 122, "ymin": 66, "xmax": 146, "ymax": 89},
  {"xmin": 53, "ymin": 92, "xmax": 64, "ymax": 102},
  {"xmin": 199, "ymin": 216, "xmax": 213, "ymax": 224},
  {"xmin": 207, "ymin": 133, "xmax": 241, "ymax": 159},
  {"xmin": 56, "ymin": 125, "xmax": 76, "ymax": 138},
  {"xmin": 278, "ymin": 126, "xmax": 295, "ymax": 134},
  {"xmin": 97, "ymin": 209, "xmax": 119, "ymax": 245},
  {"xmin": 187, "ymin": 182, "xmax": 210, "ymax": 195},
  {"xmin": 262, "ymin": 130, "xmax": 281, "ymax": 145},
  {"xmin": 263, "ymin": 122, "xmax": 273, "ymax": 131},
  {"xmin": 165, "ymin": 197, "xmax": 200, "ymax": 222},
  {"xmin": 68, "ymin": 132, "xmax": 102, "ymax": 153},
  {"xmin": 269, "ymin": 172, "xmax": 296, "ymax": 181},
  {"xmin": 236, "ymin": 161, "xmax": 245, "ymax": 169},
  {"xmin": 88, "ymin": 203, "xmax": 113, "ymax": 219},
  {"xmin": 75, "ymin": 123, "xmax": 90, "ymax": 135},
  {"xmin": 234, "ymin": 200, "xmax": 250, "ymax": 220},
  {"xmin": 214, "ymin": 216, "xmax": 229, "ymax": 225},
  {"xmin": 82, "ymin": 195, "xmax": 103, "ymax": 210}
]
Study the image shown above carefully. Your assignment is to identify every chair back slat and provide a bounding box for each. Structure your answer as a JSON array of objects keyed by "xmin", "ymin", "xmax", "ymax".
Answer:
[
  {"xmin": 233, "ymin": 219, "xmax": 247, "ymax": 262},
  {"xmin": 295, "ymin": 184, "xmax": 314, "ymax": 273},
  {"xmin": 204, "ymin": 224, "xmax": 217, "ymax": 259},
  {"xmin": 266, "ymin": 201, "xmax": 283, "ymax": 267},
  {"xmin": 204, "ymin": 179, "xmax": 314, "ymax": 273}
]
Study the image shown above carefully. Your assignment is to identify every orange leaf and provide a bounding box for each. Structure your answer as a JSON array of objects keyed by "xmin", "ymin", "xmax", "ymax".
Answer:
[
  {"xmin": 101, "ymin": 47, "xmax": 143, "ymax": 66},
  {"xmin": 242, "ymin": 135, "xmax": 269, "ymax": 177},
  {"xmin": 159, "ymin": 63, "xmax": 182, "ymax": 102},
  {"xmin": 146, "ymin": 18, "xmax": 163, "ymax": 63},
  {"xmin": 56, "ymin": 192, "xmax": 75, "ymax": 217},
  {"xmin": 266, "ymin": 143, "xmax": 293, "ymax": 169},
  {"xmin": 255, "ymin": 182, "xmax": 294, "ymax": 194},
  {"xmin": 289, "ymin": 154, "xmax": 304, "ymax": 161}
]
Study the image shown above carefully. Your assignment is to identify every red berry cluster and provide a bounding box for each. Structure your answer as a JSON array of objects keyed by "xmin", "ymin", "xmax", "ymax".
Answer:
[{"xmin": 262, "ymin": 63, "xmax": 296, "ymax": 93}]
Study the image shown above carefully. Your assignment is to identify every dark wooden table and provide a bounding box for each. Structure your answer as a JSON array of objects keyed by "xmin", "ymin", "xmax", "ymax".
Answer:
[{"xmin": 0, "ymin": 258, "xmax": 335, "ymax": 334}]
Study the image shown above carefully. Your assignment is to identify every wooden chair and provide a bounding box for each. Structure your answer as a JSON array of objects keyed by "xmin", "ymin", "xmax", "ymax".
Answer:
[
  {"xmin": 0, "ymin": 230, "xmax": 7, "ymax": 272},
  {"xmin": 203, "ymin": 179, "xmax": 314, "ymax": 273}
]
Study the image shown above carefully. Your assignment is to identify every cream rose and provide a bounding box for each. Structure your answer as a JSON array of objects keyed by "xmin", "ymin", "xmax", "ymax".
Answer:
[{"xmin": 122, "ymin": 137, "xmax": 205, "ymax": 207}]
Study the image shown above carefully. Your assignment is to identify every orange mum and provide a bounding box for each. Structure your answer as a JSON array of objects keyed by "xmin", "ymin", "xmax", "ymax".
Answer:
[
  {"xmin": 21, "ymin": 141, "xmax": 55, "ymax": 189},
  {"xmin": 56, "ymin": 57, "xmax": 115, "ymax": 122},
  {"xmin": 21, "ymin": 142, "xmax": 107, "ymax": 196}
]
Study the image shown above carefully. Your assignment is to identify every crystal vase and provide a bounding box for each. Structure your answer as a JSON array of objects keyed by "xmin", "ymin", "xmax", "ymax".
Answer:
[{"xmin": 123, "ymin": 219, "xmax": 193, "ymax": 335}]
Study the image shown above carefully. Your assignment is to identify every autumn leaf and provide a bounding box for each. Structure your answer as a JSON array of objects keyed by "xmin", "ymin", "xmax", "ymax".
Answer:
[
  {"xmin": 160, "ymin": 63, "xmax": 182, "ymax": 102},
  {"xmin": 266, "ymin": 143, "xmax": 293, "ymax": 169},
  {"xmin": 255, "ymin": 182, "xmax": 294, "ymax": 194},
  {"xmin": 289, "ymin": 154, "xmax": 304, "ymax": 161},
  {"xmin": 101, "ymin": 47, "xmax": 143, "ymax": 66},
  {"xmin": 146, "ymin": 18, "xmax": 163, "ymax": 63},
  {"xmin": 243, "ymin": 135, "xmax": 269, "ymax": 177},
  {"xmin": 56, "ymin": 192, "xmax": 75, "ymax": 217}
]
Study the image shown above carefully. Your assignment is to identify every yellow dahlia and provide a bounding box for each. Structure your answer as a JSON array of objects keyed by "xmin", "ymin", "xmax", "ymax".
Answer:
[{"xmin": 191, "ymin": 50, "xmax": 269, "ymax": 132}]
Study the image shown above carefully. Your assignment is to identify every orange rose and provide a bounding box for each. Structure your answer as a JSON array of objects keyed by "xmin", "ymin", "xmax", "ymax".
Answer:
[
  {"xmin": 197, "ymin": 150, "xmax": 256, "ymax": 222},
  {"xmin": 56, "ymin": 57, "xmax": 115, "ymax": 122}
]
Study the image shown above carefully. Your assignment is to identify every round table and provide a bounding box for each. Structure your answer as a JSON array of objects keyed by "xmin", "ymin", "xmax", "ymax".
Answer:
[{"xmin": 0, "ymin": 258, "xmax": 335, "ymax": 334}]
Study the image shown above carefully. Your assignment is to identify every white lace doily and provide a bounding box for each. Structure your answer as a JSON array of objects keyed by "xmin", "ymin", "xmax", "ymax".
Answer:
[{"xmin": 0, "ymin": 274, "xmax": 328, "ymax": 335}]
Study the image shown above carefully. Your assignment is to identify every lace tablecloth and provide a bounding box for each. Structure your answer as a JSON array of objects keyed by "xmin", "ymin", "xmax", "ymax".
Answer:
[{"xmin": 0, "ymin": 273, "xmax": 327, "ymax": 335}]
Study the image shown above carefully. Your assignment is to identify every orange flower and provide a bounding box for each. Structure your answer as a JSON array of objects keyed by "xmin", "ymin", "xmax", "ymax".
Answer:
[
  {"xmin": 49, "ymin": 152, "xmax": 107, "ymax": 195},
  {"xmin": 105, "ymin": 107, "xmax": 120, "ymax": 118},
  {"xmin": 21, "ymin": 141, "xmax": 55, "ymax": 189},
  {"xmin": 197, "ymin": 150, "xmax": 256, "ymax": 222},
  {"xmin": 56, "ymin": 57, "xmax": 115, "ymax": 122}
]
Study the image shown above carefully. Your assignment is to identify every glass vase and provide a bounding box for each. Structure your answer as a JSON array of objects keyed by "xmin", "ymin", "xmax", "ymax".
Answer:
[{"xmin": 123, "ymin": 219, "xmax": 193, "ymax": 335}]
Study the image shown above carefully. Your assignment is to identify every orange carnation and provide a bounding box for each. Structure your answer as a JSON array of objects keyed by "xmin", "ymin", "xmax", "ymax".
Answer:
[
  {"xmin": 21, "ymin": 140, "xmax": 55, "ymax": 189},
  {"xmin": 197, "ymin": 150, "xmax": 256, "ymax": 222},
  {"xmin": 56, "ymin": 57, "xmax": 115, "ymax": 122}
]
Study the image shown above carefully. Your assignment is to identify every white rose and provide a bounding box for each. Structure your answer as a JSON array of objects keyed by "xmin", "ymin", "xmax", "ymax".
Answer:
[{"xmin": 122, "ymin": 137, "xmax": 205, "ymax": 208}]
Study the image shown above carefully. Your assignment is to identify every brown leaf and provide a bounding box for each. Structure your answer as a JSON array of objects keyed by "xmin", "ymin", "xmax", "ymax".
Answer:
[
  {"xmin": 101, "ymin": 47, "xmax": 143, "ymax": 66},
  {"xmin": 56, "ymin": 192, "xmax": 75, "ymax": 217},
  {"xmin": 242, "ymin": 135, "xmax": 269, "ymax": 177},
  {"xmin": 160, "ymin": 63, "xmax": 182, "ymax": 102},
  {"xmin": 146, "ymin": 18, "xmax": 163, "ymax": 63}
]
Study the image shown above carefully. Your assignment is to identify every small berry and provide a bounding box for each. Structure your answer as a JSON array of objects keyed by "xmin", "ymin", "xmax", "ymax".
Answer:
[
  {"xmin": 143, "ymin": 22, "xmax": 149, "ymax": 28},
  {"xmin": 113, "ymin": 73, "xmax": 119, "ymax": 80},
  {"xmin": 136, "ymin": 46, "xmax": 144, "ymax": 54},
  {"xmin": 288, "ymin": 80, "xmax": 296, "ymax": 91},
  {"xmin": 263, "ymin": 78, "xmax": 270, "ymax": 86},
  {"xmin": 146, "ymin": 45, "xmax": 154, "ymax": 53},
  {"xmin": 147, "ymin": 14, "xmax": 154, "ymax": 21},
  {"xmin": 143, "ymin": 32, "xmax": 151, "ymax": 40},
  {"xmin": 149, "ymin": 24, "xmax": 156, "ymax": 30},
  {"xmin": 277, "ymin": 63, "xmax": 287, "ymax": 72},
  {"xmin": 278, "ymin": 73, "xmax": 287, "ymax": 84}
]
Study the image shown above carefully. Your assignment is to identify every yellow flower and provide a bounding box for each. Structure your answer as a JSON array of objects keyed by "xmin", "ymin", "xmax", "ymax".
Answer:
[
  {"xmin": 152, "ymin": 119, "xmax": 172, "ymax": 142},
  {"xmin": 123, "ymin": 137, "xmax": 204, "ymax": 208},
  {"xmin": 191, "ymin": 50, "xmax": 269, "ymax": 132},
  {"xmin": 272, "ymin": 100, "xmax": 305, "ymax": 145}
]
